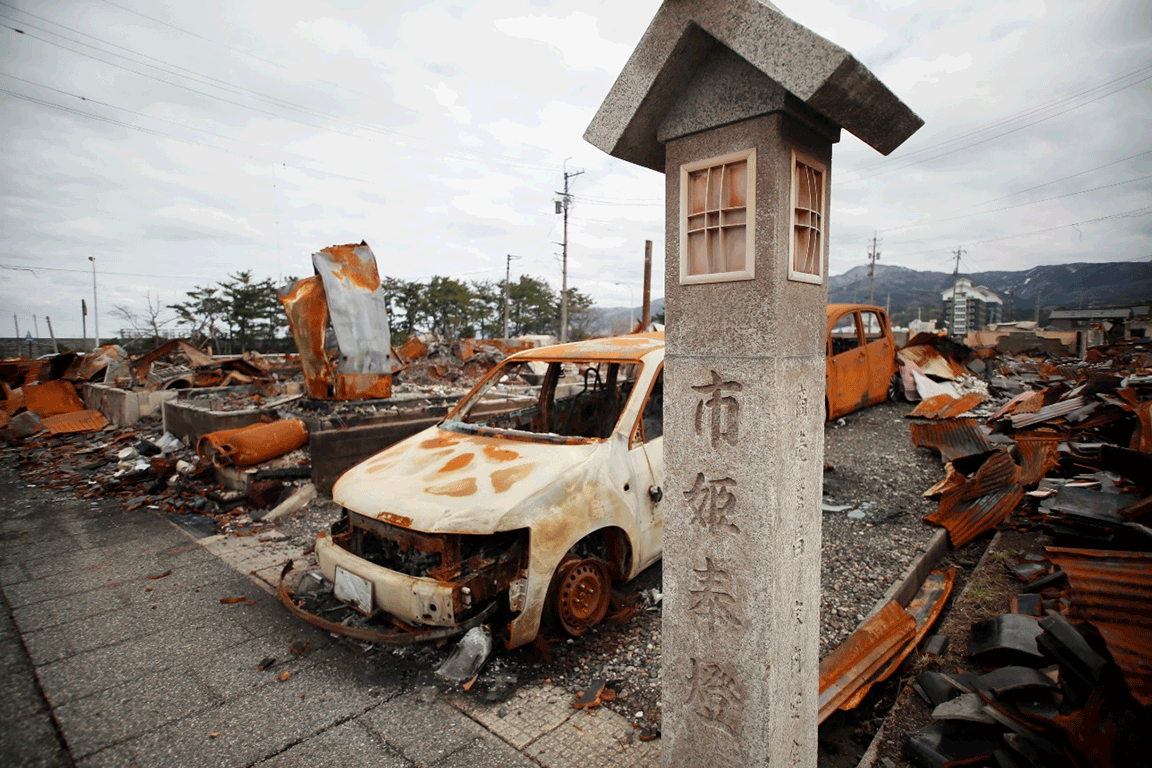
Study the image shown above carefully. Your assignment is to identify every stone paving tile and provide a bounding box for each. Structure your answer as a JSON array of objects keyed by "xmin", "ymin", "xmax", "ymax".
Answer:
[
  {"xmin": 0, "ymin": 654, "xmax": 50, "ymax": 724},
  {"xmin": 122, "ymin": 664, "xmax": 379, "ymax": 768},
  {"xmin": 255, "ymin": 719, "xmax": 413, "ymax": 768},
  {"xmin": 430, "ymin": 733, "xmax": 542, "ymax": 768},
  {"xmin": 0, "ymin": 710, "xmax": 72, "ymax": 768},
  {"xmin": 11, "ymin": 538, "xmax": 211, "ymax": 586},
  {"xmin": 53, "ymin": 666, "xmax": 222, "ymax": 759},
  {"xmin": 35, "ymin": 619, "xmax": 252, "ymax": 706},
  {"xmin": 1, "ymin": 560, "xmax": 30, "ymax": 586},
  {"xmin": 525, "ymin": 708, "xmax": 660, "ymax": 768},
  {"xmin": 190, "ymin": 633, "xmax": 338, "ymax": 701},
  {"xmin": 21, "ymin": 599, "xmax": 172, "ymax": 666},
  {"xmin": 361, "ymin": 696, "xmax": 488, "ymax": 767},
  {"xmin": 10, "ymin": 583, "xmax": 129, "ymax": 634},
  {"xmin": 447, "ymin": 683, "xmax": 574, "ymax": 749},
  {"xmin": 75, "ymin": 743, "xmax": 137, "ymax": 768}
]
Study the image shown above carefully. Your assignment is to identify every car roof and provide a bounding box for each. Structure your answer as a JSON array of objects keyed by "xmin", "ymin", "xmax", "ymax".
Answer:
[{"xmin": 508, "ymin": 332, "xmax": 665, "ymax": 363}]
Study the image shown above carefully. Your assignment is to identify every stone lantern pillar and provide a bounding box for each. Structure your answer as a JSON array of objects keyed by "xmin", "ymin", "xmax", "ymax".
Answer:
[{"xmin": 584, "ymin": 2, "xmax": 922, "ymax": 766}]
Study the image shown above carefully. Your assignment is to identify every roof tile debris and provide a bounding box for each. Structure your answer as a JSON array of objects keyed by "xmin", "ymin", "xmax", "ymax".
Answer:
[{"xmin": 899, "ymin": 330, "xmax": 1152, "ymax": 767}]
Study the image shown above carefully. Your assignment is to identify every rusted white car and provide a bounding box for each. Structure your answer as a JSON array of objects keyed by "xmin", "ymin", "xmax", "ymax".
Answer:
[{"xmin": 281, "ymin": 333, "xmax": 665, "ymax": 648}]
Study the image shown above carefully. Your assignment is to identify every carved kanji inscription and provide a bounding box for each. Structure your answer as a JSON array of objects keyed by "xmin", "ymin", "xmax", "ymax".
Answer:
[
  {"xmin": 693, "ymin": 370, "xmax": 742, "ymax": 448},
  {"xmin": 684, "ymin": 473, "xmax": 739, "ymax": 531},
  {"xmin": 686, "ymin": 658, "xmax": 744, "ymax": 736},
  {"xmin": 689, "ymin": 557, "xmax": 741, "ymax": 629}
]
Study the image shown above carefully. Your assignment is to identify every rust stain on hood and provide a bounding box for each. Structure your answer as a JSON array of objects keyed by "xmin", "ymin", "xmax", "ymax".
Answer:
[
  {"xmin": 332, "ymin": 426, "xmax": 601, "ymax": 534},
  {"xmin": 491, "ymin": 463, "xmax": 535, "ymax": 493},
  {"xmin": 483, "ymin": 445, "xmax": 519, "ymax": 462}
]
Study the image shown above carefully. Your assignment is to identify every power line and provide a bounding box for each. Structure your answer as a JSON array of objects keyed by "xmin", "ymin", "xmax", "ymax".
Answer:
[
  {"xmin": 842, "ymin": 61, "xmax": 1152, "ymax": 176},
  {"xmin": 878, "ymin": 173, "xmax": 1152, "ymax": 236},
  {"xmin": 876, "ymin": 148, "xmax": 1152, "ymax": 234},
  {"xmin": 0, "ymin": 15, "xmax": 560, "ymax": 173},
  {"xmin": 835, "ymin": 64, "xmax": 1152, "ymax": 186},
  {"xmin": 0, "ymin": 75, "xmax": 565, "ymax": 209},
  {"xmin": 886, "ymin": 204, "xmax": 1152, "ymax": 261},
  {"xmin": 0, "ymin": 262, "xmax": 202, "ymax": 280},
  {"xmin": 1, "ymin": 2, "xmax": 561, "ymax": 171},
  {"xmin": 93, "ymin": 0, "xmax": 414, "ymax": 113}
]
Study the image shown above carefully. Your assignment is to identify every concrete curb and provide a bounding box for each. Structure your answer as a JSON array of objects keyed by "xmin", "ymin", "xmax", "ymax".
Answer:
[
  {"xmin": 853, "ymin": 530, "xmax": 1003, "ymax": 768},
  {"xmin": 862, "ymin": 528, "xmax": 950, "ymax": 623}
]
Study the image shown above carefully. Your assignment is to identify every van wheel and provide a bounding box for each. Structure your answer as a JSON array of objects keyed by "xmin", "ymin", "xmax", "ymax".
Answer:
[
  {"xmin": 887, "ymin": 372, "xmax": 904, "ymax": 402},
  {"xmin": 550, "ymin": 555, "xmax": 611, "ymax": 636}
]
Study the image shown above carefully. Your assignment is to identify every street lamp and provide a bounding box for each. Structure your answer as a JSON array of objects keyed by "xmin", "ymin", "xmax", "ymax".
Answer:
[
  {"xmin": 89, "ymin": 256, "xmax": 99, "ymax": 351},
  {"xmin": 615, "ymin": 282, "xmax": 635, "ymax": 331}
]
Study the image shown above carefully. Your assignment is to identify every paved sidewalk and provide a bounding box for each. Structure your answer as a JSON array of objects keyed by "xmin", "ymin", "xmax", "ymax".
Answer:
[{"xmin": 0, "ymin": 468, "xmax": 659, "ymax": 767}]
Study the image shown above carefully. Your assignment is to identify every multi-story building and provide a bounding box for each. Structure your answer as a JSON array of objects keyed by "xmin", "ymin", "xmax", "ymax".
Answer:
[{"xmin": 942, "ymin": 278, "xmax": 1002, "ymax": 335}]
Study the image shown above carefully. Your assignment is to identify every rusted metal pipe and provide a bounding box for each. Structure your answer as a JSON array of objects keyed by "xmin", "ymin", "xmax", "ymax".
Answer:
[{"xmin": 197, "ymin": 419, "xmax": 308, "ymax": 467}]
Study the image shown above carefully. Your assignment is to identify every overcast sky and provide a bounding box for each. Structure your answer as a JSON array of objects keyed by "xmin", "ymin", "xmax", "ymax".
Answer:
[{"xmin": 2, "ymin": 0, "xmax": 1150, "ymax": 339}]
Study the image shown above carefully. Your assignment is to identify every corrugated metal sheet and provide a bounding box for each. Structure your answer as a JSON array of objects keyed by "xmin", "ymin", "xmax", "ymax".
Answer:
[
  {"xmin": 22, "ymin": 380, "xmax": 85, "ymax": 418},
  {"xmin": 312, "ymin": 242, "xmax": 400, "ymax": 379},
  {"xmin": 988, "ymin": 390, "xmax": 1035, "ymax": 421},
  {"xmin": 909, "ymin": 418, "xmax": 993, "ymax": 463},
  {"xmin": 908, "ymin": 393, "xmax": 986, "ymax": 420},
  {"xmin": 1016, "ymin": 439, "xmax": 1061, "ymax": 487},
  {"xmin": 41, "ymin": 409, "xmax": 109, "ymax": 434},
  {"xmin": 840, "ymin": 569, "xmax": 956, "ymax": 710},
  {"xmin": 818, "ymin": 600, "xmax": 916, "ymax": 723},
  {"xmin": 899, "ymin": 344, "xmax": 963, "ymax": 380},
  {"xmin": 1045, "ymin": 547, "xmax": 1152, "ymax": 705},
  {"xmin": 926, "ymin": 451, "xmax": 1023, "ymax": 548},
  {"xmin": 1010, "ymin": 396, "xmax": 1086, "ymax": 428}
]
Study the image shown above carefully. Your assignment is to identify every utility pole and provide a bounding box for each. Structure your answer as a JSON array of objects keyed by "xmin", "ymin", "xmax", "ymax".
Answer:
[
  {"xmin": 46, "ymin": 316, "xmax": 58, "ymax": 354},
  {"xmin": 81, "ymin": 299, "xmax": 88, "ymax": 353},
  {"xmin": 867, "ymin": 234, "xmax": 881, "ymax": 305},
  {"xmin": 33, "ymin": 315, "xmax": 39, "ymax": 339},
  {"xmin": 555, "ymin": 160, "xmax": 584, "ymax": 344},
  {"xmin": 13, "ymin": 314, "xmax": 18, "ymax": 337},
  {"xmin": 89, "ymin": 256, "xmax": 99, "ymax": 350},
  {"xmin": 950, "ymin": 246, "xmax": 965, "ymax": 337},
  {"xmin": 1034, "ymin": 285, "xmax": 1044, "ymax": 324},
  {"xmin": 503, "ymin": 254, "xmax": 521, "ymax": 342},
  {"xmin": 642, "ymin": 239, "xmax": 653, "ymax": 328}
]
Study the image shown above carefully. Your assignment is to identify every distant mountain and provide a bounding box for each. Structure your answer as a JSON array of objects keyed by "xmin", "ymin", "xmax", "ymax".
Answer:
[
  {"xmin": 585, "ymin": 262, "xmax": 1151, "ymax": 333},
  {"xmin": 829, "ymin": 262, "xmax": 1152, "ymax": 325}
]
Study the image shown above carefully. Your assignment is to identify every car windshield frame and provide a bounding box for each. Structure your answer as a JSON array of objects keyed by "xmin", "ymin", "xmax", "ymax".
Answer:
[{"xmin": 441, "ymin": 356, "xmax": 646, "ymax": 445}]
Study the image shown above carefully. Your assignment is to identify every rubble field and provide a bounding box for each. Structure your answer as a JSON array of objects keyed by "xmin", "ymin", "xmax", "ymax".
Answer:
[{"xmin": 4, "ymin": 330, "xmax": 1151, "ymax": 765}]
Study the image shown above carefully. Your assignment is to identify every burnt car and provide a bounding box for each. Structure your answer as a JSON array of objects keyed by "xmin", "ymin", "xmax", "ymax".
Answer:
[
  {"xmin": 281, "ymin": 333, "xmax": 665, "ymax": 648},
  {"xmin": 826, "ymin": 304, "xmax": 899, "ymax": 420}
]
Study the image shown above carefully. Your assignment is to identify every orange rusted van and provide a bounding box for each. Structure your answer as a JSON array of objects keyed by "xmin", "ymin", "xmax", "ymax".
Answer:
[{"xmin": 826, "ymin": 304, "xmax": 900, "ymax": 420}]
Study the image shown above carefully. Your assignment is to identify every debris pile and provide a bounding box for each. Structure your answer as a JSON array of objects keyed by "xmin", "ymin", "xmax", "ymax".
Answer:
[
  {"xmin": 278, "ymin": 242, "xmax": 400, "ymax": 400},
  {"xmin": 395, "ymin": 334, "xmax": 541, "ymax": 386},
  {"xmin": 2, "ymin": 412, "xmax": 314, "ymax": 537},
  {"xmin": 897, "ymin": 336, "xmax": 1152, "ymax": 766},
  {"xmin": 127, "ymin": 339, "xmax": 275, "ymax": 390}
]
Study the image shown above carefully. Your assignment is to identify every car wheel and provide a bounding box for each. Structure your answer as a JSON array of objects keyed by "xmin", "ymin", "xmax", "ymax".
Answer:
[
  {"xmin": 887, "ymin": 371, "xmax": 904, "ymax": 402},
  {"xmin": 550, "ymin": 555, "xmax": 611, "ymax": 636}
]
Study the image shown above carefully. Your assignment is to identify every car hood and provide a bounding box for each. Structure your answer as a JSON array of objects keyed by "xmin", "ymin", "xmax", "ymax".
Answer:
[{"xmin": 331, "ymin": 426, "xmax": 603, "ymax": 534}]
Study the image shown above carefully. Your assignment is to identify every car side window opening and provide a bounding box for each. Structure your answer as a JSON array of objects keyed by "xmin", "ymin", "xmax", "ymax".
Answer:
[
  {"xmin": 639, "ymin": 368, "xmax": 663, "ymax": 442},
  {"xmin": 450, "ymin": 360, "xmax": 638, "ymax": 440},
  {"xmin": 830, "ymin": 313, "xmax": 861, "ymax": 355},
  {"xmin": 860, "ymin": 311, "xmax": 885, "ymax": 342}
]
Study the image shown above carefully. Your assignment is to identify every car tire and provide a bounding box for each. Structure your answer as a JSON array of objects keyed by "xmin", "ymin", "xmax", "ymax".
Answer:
[
  {"xmin": 549, "ymin": 555, "xmax": 612, "ymax": 636},
  {"xmin": 888, "ymin": 371, "xmax": 904, "ymax": 402}
]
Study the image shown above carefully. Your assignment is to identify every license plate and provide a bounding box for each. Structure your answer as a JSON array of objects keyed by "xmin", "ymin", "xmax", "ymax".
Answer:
[{"xmin": 333, "ymin": 566, "xmax": 374, "ymax": 615}]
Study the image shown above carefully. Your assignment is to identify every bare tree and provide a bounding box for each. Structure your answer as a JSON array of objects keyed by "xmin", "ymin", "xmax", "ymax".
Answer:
[{"xmin": 112, "ymin": 292, "xmax": 174, "ymax": 347}]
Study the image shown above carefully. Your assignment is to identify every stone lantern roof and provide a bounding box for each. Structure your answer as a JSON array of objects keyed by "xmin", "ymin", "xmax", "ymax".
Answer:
[{"xmin": 584, "ymin": 0, "xmax": 924, "ymax": 171}]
